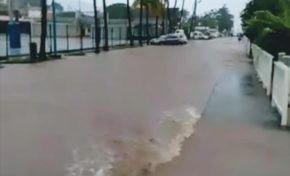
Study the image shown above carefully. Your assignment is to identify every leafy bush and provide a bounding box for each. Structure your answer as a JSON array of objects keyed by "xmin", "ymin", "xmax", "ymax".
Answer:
[{"xmin": 241, "ymin": 0, "xmax": 290, "ymax": 57}]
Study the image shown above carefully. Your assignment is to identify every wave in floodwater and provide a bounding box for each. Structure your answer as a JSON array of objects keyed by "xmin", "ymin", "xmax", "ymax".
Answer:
[{"xmin": 66, "ymin": 107, "xmax": 201, "ymax": 176}]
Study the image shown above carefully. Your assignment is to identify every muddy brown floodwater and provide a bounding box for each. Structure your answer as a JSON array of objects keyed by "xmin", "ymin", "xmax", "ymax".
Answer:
[{"xmin": 0, "ymin": 38, "xmax": 240, "ymax": 176}]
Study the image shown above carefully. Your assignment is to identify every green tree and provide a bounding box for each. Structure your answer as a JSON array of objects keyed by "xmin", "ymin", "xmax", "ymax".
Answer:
[
  {"xmin": 194, "ymin": 7, "xmax": 233, "ymax": 32},
  {"xmin": 107, "ymin": 3, "xmax": 128, "ymax": 19},
  {"xmin": 241, "ymin": 0, "xmax": 290, "ymax": 56},
  {"xmin": 216, "ymin": 5, "xmax": 234, "ymax": 32},
  {"xmin": 133, "ymin": 0, "xmax": 165, "ymax": 44},
  {"xmin": 241, "ymin": 0, "xmax": 284, "ymax": 29},
  {"xmin": 197, "ymin": 10, "xmax": 218, "ymax": 29}
]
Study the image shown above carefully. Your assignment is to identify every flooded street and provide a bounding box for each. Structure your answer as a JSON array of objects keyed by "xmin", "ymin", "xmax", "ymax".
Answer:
[{"xmin": 0, "ymin": 38, "xmax": 243, "ymax": 176}]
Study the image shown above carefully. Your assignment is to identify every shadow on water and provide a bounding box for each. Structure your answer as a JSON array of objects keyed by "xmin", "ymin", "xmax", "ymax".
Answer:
[
  {"xmin": 240, "ymin": 74, "xmax": 255, "ymax": 96},
  {"xmin": 205, "ymin": 65, "xmax": 288, "ymax": 132}
]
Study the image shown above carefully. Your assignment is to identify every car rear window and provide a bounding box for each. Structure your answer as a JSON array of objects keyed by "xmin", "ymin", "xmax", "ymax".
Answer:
[{"xmin": 167, "ymin": 36, "xmax": 178, "ymax": 39}]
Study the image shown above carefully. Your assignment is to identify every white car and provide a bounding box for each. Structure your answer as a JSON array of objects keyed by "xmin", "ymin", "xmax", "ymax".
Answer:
[
  {"xmin": 150, "ymin": 33, "xmax": 187, "ymax": 45},
  {"xmin": 190, "ymin": 31, "xmax": 210, "ymax": 40},
  {"xmin": 175, "ymin": 29, "xmax": 186, "ymax": 35},
  {"xmin": 208, "ymin": 31, "xmax": 220, "ymax": 38},
  {"xmin": 150, "ymin": 35, "xmax": 167, "ymax": 45}
]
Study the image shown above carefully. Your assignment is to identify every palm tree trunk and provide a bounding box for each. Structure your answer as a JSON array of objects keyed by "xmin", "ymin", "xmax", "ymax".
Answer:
[
  {"xmin": 161, "ymin": 0, "xmax": 165, "ymax": 34},
  {"xmin": 145, "ymin": 5, "xmax": 149, "ymax": 45},
  {"xmin": 126, "ymin": 0, "xmax": 133, "ymax": 46},
  {"xmin": 173, "ymin": 0, "xmax": 177, "ymax": 29},
  {"xmin": 139, "ymin": 0, "xmax": 144, "ymax": 46},
  {"xmin": 161, "ymin": 20, "xmax": 165, "ymax": 34},
  {"xmin": 93, "ymin": 0, "xmax": 100, "ymax": 53},
  {"xmin": 155, "ymin": 16, "xmax": 159, "ymax": 37},
  {"xmin": 39, "ymin": 0, "xmax": 47, "ymax": 60},
  {"xmin": 166, "ymin": 1, "xmax": 171, "ymax": 33},
  {"xmin": 173, "ymin": 0, "xmax": 177, "ymax": 9},
  {"xmin": 103, "ymin": 0, "xmax": 109, "ymax": 51},
  {"xmin": 179, "ymin": 0, "xmax": 185, "ymax": 29},
  {"xmin": 190, "ymin": 0, "xmax": 198, "ymax": 32}
]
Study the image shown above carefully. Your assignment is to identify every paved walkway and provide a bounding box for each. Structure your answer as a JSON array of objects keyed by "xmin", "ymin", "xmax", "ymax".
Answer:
[
  {"xmin": 151, "ymin": 41, "xmax": 290, "ymax": 176},
  {"xmin": 1, "ymin": 38, "xmax": 289, "ymax": 176}
]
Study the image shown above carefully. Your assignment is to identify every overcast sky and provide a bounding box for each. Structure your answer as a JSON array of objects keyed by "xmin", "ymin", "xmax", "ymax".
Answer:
[{"xmin": 52, "ymin": 0, "xmax": 250, "ymax": 32}]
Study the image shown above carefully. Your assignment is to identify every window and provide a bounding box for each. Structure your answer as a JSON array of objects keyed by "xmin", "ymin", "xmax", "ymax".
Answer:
[{"xmin": 166, "ymin": 35, "xmax": 178, "ymax": 39}]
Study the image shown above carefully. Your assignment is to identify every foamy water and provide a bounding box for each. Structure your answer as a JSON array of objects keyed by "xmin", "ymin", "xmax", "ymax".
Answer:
[{"xmin": 66, "ymin": 107, "xmax": 201, "ymax": 176}]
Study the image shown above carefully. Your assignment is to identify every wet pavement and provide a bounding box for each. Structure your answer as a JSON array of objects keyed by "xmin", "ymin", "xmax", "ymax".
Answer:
[
  {"xmin": 150, "ymin": 41, "xmax": 290, "ymax": 176},
  {"xmin": 0, "ymin": 34, "xmax": 128, "ymax": 57},
  {"xmin": 1, "ymin": 38, "xmax": 289, "ymax": 176}
]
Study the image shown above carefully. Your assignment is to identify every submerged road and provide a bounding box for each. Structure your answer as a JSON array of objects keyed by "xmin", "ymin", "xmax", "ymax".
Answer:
[{"xmin": 1, "ymin": 38, "xmax": 288, "ymax": 176}]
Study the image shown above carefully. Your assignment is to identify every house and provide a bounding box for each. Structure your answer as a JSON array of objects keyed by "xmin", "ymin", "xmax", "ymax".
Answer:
[{"xmin": 27, "ymin": 11, "xmax": 94, "ymax": 37}]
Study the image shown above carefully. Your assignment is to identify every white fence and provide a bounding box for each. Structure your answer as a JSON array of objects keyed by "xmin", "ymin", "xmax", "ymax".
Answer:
[
  {"xmin": 271, "ymin": 61, "xmax": 290, "ymax": 126},
  {"xmin": 243, "ymin": 37, "xmax": 251, "ymax": 57},
  {"xmin": 249, "ymin": 42, "xmax": 290, "ymax": 127},
  {"xmin": 251, "ymin": 44, "xmax": 274, "ymax": 95}
]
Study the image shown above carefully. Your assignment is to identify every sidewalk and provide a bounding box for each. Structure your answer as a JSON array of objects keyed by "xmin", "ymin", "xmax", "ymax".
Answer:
[{"xmin": 151, "ymin": 44, "xmax": 290, "ymax": 176}]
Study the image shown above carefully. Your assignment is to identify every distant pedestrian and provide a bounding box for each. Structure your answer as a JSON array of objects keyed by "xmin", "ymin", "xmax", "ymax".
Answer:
[{"xmin": 238, "ymin": 33, "xmax": 243, "ymax": 42}]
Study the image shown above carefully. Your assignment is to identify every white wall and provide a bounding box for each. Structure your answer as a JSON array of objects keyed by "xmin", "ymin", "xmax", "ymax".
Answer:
[{"xmin": 28, "ymin": 9, "xmax": 41, "ymax": 19}]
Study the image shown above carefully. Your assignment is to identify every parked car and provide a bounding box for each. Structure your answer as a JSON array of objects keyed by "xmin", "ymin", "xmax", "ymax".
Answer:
[
  {"xmin": 206, "ymin": 29, "xmax": 220, "ymax": 38},
  {"xmin": 150, "ymin": 33, "xmax": 187, "ymax": 45},
  {"xmin": 190, "ymin": 31, "xmax": 210, "ymax": 40},
  {"xmin": 209, "ymin": 31, "xmax": 220, "ymax": 38},
  {"xmin": 175, "ymin": 29, "xmax": 186, "ymax": 35}
]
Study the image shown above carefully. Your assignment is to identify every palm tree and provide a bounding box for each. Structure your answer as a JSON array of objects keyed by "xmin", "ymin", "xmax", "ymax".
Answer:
[
  {"xmin": 161, "ymin": 0, "xmax": 166, "ymax": 34},
  {"xmin": 179, "ymin": 0, "xmax": 185, "ymax": 28},
  {"xmin": 39, "ymin": 0, "xmax": 47, "ymax": 60},
  {"xmin": 138, "ymin": 0, "xmax": 144, "ymax": 46},
  {"xmin": 173, "ymin": 0, "xmax": 177, "ymax": 9},
  {"xmin": 166, "ymin": 0, "xmax": 171, "ymax": 32},
  {"xmin": 173, "ymin": 0, "xmax": 178, "ymax": 29},
  {"xmin": 133, "ymin": 0, "xmax": 165, "ymax": 38},
  {"xmin": 103, "ymin": 0, "xmax": 109, "ymax": 51},
  {"xmin": 145, "ymin": 4, "xmax": 149, "ymax": 44},
  {"xmin": 190, "ymin": 0, "xmax": 200, "ymax": 32},
  {"xmin": 155, "ymin": 16, "xmax": 159, "ymax": 37},
  {"xmin": 93, "ymin": 0, "xmax": 100, "ymax": 53},
  {"xmin": 126, "ymin": 0, "xmax": 133, "ymax": 46}
]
